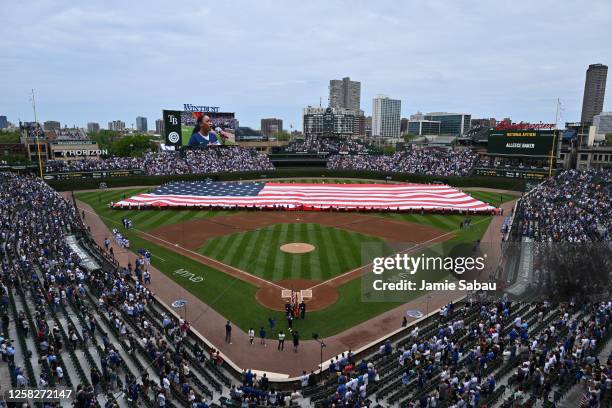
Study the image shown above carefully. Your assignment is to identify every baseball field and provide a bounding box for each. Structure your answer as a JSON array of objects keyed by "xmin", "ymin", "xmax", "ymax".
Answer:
[{"xmin": 76, "ymin": 181, "xmax": 516, "ymax": 338}]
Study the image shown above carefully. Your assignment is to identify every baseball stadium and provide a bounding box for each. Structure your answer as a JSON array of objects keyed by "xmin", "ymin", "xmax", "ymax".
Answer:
[{"xmin": 0, "ymin": 113, "xmax": 610, "ymax": 408}]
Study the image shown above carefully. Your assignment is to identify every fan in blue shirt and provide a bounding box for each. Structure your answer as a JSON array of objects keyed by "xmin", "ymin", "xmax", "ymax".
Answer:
[{"xmin": 189, "ymin": 114, "xmax": 221, "ymax": 147}]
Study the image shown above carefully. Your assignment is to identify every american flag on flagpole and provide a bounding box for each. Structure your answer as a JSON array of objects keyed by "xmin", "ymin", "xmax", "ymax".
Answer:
[
  {"xmin": 291, "ymin": 290, "xmax": 299, "ymax": 318},
  {"xmin": 113, "ymin": 181, "xmax": 496, "ymax": 213}
]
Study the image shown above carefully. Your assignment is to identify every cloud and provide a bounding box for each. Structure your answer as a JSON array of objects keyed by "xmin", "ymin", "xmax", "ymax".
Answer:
[{"xmin": 1, "ymin": 0, "xmax": 611, "ymax": 129}]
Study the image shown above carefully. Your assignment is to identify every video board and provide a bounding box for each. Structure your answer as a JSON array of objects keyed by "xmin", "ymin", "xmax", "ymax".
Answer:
[
  {"xmin": 487, "ymin": 130, "xmax": 558, "ymax": 157},
  {"xmin": 163, "ymin": 108, "xmax": 237, "ymax": 149}
]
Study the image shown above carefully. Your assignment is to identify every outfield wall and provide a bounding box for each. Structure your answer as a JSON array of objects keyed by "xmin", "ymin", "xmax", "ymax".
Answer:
[{"xmin": 49, "ymin": 168, "xmax": 526, "ymax": 191}]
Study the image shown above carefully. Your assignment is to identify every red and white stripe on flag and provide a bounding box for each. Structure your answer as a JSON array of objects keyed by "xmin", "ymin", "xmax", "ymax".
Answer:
[{"xmin": 114, "ymin": 182, "xmax": 496, "ymax": 213}]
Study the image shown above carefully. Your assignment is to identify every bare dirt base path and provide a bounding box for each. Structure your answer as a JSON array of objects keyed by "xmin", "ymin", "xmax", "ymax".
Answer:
[
  {"xmin": 256, "ymin": 279, "xmax": 339, "ymax": 312},
  {"xmin": 148, "ymin": 211, "xmax": 448, "ymax": 250},
  {"xmin": 70, "ymin": 192, "xmax": 515, "ymax": 377}
]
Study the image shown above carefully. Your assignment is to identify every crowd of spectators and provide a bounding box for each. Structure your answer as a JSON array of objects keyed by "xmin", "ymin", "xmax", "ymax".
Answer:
[
  {"xmin": 55, "ymin": 128, "xmax": 88, "ymax": 140},
  {"xmin": 225, "ymin": 370, "xmax": 303, "ymax": 406},
  {"xmin": 19, "ymin": 121, "xmax": 44, "ymax": 138},
  {"xmin": 284, "ymin": 135, "xmax": 371, "ymax": 154},
  {"xmin": 315, "ymin": 297, "xmax": 610, "ymax": 407},
  {"xmin": 516, "ymin": 169, "xmax": 611, "ymax": 242},
  {"xmin": 328, "ymin": 147, "xmax": 479, "ymax": 177},
  {"xmin": 43, "ymin": 147, "xmax": 274, "ymax": 175},
  {"xmin": 0, "ymin": 173, "xmax": 102, "ymax": 404},
  {"xmin": 0, "ymin": 173, "xmax": 218, "ymax": 407},
  {"xmin": 44, "ymin": 157, "xmax": 141, "ymax": 173}
]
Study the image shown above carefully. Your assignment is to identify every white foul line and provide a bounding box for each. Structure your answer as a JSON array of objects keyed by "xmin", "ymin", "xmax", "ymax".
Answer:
[
  {"xmin": 307, "ymin": 216, "xmax": 492, "ymax": 291},
  {"xmin": 79, "ymin": 205, "xmax": 286, "ymax": 291}
]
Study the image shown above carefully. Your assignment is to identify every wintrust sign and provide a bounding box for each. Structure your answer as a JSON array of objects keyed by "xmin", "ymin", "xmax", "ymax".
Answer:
[{"xmin": 183, "ymin": 104, "xmax": 220, "ymax": 113}]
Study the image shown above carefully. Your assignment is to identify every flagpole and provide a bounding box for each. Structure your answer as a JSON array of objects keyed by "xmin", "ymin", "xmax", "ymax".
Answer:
[
  {"xmin": 548, "ymin": 131, "xmax": 557, "ymax": 178},
  {"xmin": 31, "ymin": 89, "xmax": 43, "ymax": 178}
]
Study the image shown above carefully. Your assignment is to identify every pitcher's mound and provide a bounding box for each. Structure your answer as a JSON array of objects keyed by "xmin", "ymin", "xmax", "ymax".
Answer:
[{"xmin": 280, "ymin": 243, "xmax": 315, "ymax": 254}]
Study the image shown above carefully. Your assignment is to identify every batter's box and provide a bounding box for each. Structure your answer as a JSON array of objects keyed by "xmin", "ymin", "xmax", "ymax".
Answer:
[
  {"xmin": 281, "ymin": 289, "xmax": 292, "ymax": 298},
  {"xmin": 300, "ymin": 290, "xmax": 312, "ymax": 299}
]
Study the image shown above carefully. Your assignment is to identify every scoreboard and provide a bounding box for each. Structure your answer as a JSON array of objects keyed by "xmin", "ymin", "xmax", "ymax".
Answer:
[
  {"xmin": 474, "ymin": 168, "xmax": 553, "ymax": 180},
  {"xmin": 487, "ymin": 130, "xmax": 558, "ymax": 157}
]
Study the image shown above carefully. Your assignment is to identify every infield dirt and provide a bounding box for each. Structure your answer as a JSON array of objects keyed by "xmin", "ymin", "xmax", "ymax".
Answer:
[{"xmin": 143, "ymin": 211, "xmax": 452, "ymax": 311}]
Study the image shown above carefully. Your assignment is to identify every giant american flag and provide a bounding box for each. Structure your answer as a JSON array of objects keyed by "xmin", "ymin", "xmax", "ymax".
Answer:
[{"xmin": 113, "ymin": 182, "xmax": 496, "ymax": 212}]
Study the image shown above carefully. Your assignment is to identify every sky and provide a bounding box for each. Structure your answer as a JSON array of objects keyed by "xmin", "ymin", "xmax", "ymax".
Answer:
[{"xmin": 1, "ymin": 0, "xmax": 611, "ymax": 131}]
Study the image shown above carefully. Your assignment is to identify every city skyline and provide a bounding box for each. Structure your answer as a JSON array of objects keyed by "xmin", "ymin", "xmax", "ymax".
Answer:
[{"xmin": 1, "ymin": 1, "xmax": 611, "ymax": 130}]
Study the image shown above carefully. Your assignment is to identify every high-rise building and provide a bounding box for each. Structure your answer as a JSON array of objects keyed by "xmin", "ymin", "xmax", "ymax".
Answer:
[
  {"xmin": 423, "ymin": 112, "xmax": 471, "ymax": 135},
  {"xmin": 87, "ymin": 122, "xmax": 100, "ymax": 133},
  {"xmin": 136, "ymin": 116, "xmax": 148, "ymax": 132},
  {"xmin": 355, "ymin": 115, "xmax": 366, "ymax": 137},
  {"xmin": 372, "ymin": 95, "xmax": 401, "ymax": 138},
  {"xmin": 43, "ymin": 121, "xmax": 61, "ymax": 132},
  {"xmin": 593, "ymin": 112, "xmax": 612, "ymax": 135},
  {"xmin": 329, "ymin": 77, "xmax": 361, "ymax": 110},
  {"xmin": 0, "ymin": 116, "xmax": 7, "ymax": 129},
  {"xmin": 408, "ymin": 120, "xmax": 441, "ymax": 136},
  {"xmin": 155, "ymin": 118, "xmax": 164, "ymax": 135},
  {"xmin": 581, "ymin": 64, "xmax": 608, "ymax": 125},
  {"xmin": 365, "ymin": 116, "xmax": 372, "ymax": 138},
  {"xmin": 261, "ymin": 118, "xmax": 283, "ymax": 136},
  {"xmin": 302, "ymin": 107, "xmax": 364, "ymax": 137},
  {"xmin": 108, "ymin": 120, "xmax": 126, "ymax": 131},
  {"xmin": 400, "ymin": 118, "xmax": 409, "ymax": 133},
  {"xmin": 470, "ymin": 118, "xmax": 497, "ymax": 128}
]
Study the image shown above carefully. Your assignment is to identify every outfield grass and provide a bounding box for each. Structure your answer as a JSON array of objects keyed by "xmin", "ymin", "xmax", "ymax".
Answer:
[
  {"xmin": 200, "ymin": 223, "xmax": 385, "ymax": 281},
  {"xmin": 467, "ymin": 191, "xmax": 518, "ymax": 208},
  {"xmin": 374, "ymin": 190, "xmax": 516, "ymax": 232},
  {"xmin": 79, "ymin": 188, "xmax": 240, "ymax": 231},
  {"xmin": 76, "ymin": 183, "xmax": 497, "ymax": 338}
]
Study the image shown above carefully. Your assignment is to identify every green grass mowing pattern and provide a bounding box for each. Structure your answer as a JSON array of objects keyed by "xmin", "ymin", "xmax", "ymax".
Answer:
[
  {"xmin": 76, "ymin": 189, "xmax": 237, "ymax": 232},
  {"xmin": 199, "ymin": 223, "xmax": 384, "ymax": 281},
  {"xmin": 77, "ymin": 184, "xmax": 494, "ymax": 338},
  {"xmin": 279, "ymin": 247, "xmax": 455, "ymax": 337},
  {"xmin": 377, "ymin": 213, "xmax": 488, "ymax": 232},
  {"xmin": 375, "ymin": 190, "xmax": 516, "ymax": 232},
  {"xmin": 468, "ymin": 191, "xmax": 518, "ymax": 207},
  {"xmin": 104, "ymin": 228, "xmax": 273, "ymax": 333}
]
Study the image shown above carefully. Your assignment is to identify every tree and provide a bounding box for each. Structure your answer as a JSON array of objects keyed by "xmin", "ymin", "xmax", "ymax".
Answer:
[
  {"xmin": 109, "ymin": 134, "xmax": 154, "ymax": 157},
  {"xmin": 0, "ymin": 130, "xmax": 22, "ymax": 143},
  {"xmin": 402, "ymin": 133, "xmax": 418, "ymax": 142},
  {"xmin": 372, "ymin": 144, "xmax": 396, "ymax": 154},
  {"xmin": 0, "ymin": 154, "xmax": 29, "ymax": 165},
  {"xmin": 271, "ymin": 131, "xmax": 291, "ymax": 141},
  {"xmin": 88, "ymin": 130, "xmax": 122, "ymax": 150},
  {"xmin": 380, "ymin": 145, "xmax": 396, "ymax": 154}
]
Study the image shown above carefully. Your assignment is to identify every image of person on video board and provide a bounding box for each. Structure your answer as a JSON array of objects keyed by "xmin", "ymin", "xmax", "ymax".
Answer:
[{"xmin": 188, "ymin": 112, "xmax": 222, "ymax": 147}]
